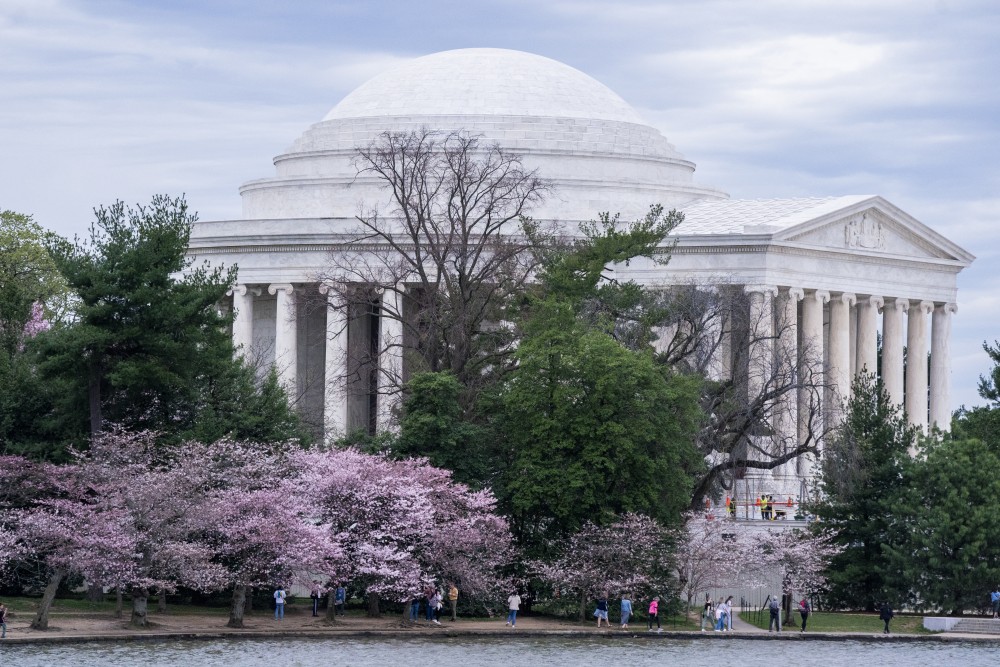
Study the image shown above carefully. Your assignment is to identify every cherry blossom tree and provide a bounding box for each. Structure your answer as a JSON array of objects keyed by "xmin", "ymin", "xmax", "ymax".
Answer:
[
  {"xmin": 295, "ymin": 448, "xmax": 515, "ymax": 619},
  {"xmin": 674, "ymin": 513, "xmax": 840, "ymax": 621},
  {"xmin": 21, "ymin": 301, "xmax": 50, "ymax": 339},
  {"xmin": 535, "ymin": 513, "xmax": 674, "ymax": 620}
]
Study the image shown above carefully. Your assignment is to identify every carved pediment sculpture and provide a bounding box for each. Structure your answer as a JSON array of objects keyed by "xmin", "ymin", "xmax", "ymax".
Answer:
[{"xmin": 845, "ymin": 212, "xmax": 886, "ymax": 251}]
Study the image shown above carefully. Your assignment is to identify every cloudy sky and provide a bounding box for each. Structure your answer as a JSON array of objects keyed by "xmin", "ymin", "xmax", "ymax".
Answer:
[{"xmin": 1, "ymin": 0, "xmax": 997, "ymax": 407}]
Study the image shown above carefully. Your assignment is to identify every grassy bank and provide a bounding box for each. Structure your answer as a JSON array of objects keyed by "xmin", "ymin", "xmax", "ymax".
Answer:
[{"xmin": 739, "ymin": 610, "xmax": 931, "ymax": 634}]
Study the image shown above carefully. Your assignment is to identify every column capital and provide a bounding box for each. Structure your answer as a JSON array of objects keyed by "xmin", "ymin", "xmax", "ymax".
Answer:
[
  {"xmin": 744, "ymin": 284, "xmax": 779, "ymax": 297},
  {"xmin": 268, "ymin": 283, "xmax": 296, "ymax": 296},
  {"xmin": 910, "ymin": 300, "xmax": 934, "ymax": 316},
  {"xmin": 835, "ymin": 292, "xmax": 857, "ymax": 307},
  {"xmin": 785, "ymin": 287, "xmax": 805, "ymax": 301},
  {"xmin": 889, "ymin": 297, "xmax": 910, "ymax": 313},
  {"xmin": 867, "ymin": 295, "xmax": 885, "ymax": 311},
  {"xmin": 806, "ymin": 289, "xmax": 830, "ymax": 304},
  {"xmin": 227, "ymin": 284, "xmax": 260, "ymax": 297},
  {"xmin": 935, "ymin": 302, "xmax": 958, "ymax": 315}
]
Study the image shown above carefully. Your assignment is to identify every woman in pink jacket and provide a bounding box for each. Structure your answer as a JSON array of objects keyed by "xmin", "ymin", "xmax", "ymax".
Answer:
[{"xmin": 647, "ymin": 596, "xmax": 661, "ymax": 632}]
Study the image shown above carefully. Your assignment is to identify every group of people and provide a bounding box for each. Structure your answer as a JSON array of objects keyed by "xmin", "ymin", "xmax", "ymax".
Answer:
[
  {"xmin": 272, "ymin": 582, "xmax": 347, "ymax": 620},
  {"xmin": 765, "ymin": 595, "xmax": 812, "ymax": 632},
  {"xmin": 588, "ymin": 594, "xmax": 663, "ymax": 632},
  {"xmin": 410, "ymin": 582, "xmax": 460, "ymax": 624},
  {"xmin": 701, "ymin": 595, "xmax": 735, "ymax": 631}
]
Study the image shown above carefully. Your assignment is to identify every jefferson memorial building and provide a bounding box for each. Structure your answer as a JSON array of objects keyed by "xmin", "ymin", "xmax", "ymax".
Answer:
[{"xmin": 188, "ymin": 49, "xmax": 972, "ymax": 495}]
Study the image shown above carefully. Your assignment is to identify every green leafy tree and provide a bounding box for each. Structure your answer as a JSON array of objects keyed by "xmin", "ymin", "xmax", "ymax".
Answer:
[
  {"xmin": 0, "ymin": 211, "xmax": 73, "ymax": 454},
  {"xmin": 491, "ymin": 205, "xmax": 701, "ymax": 557},
  {"xmin": 0, "ymin": 211, "xmax": 70, "ymax": 353},
  {"xmin": 498, "ymin": 299, "xmax": 703, "ymax": 556},
  {"xmin": 396, "ymin": 372, "xmax": 496, "ymax": 488},
  {"xmin": 882, "ymin": 437, "xmax": 1000, "ymax": 614},
  {"xmin": 812, "ymin": 372, "xmax": 916, "ymax": 611}
]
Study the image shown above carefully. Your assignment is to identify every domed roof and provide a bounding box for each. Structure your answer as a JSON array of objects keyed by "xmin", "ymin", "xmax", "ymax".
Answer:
[{"xmin": 324, "ymin": 48, "xmax": 646, "ymax": 125}]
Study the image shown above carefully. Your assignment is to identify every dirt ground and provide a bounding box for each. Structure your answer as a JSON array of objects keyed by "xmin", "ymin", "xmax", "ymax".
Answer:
[{"xmin": 0, "ymin": 605, "xmax": 628, "ymax": 643}]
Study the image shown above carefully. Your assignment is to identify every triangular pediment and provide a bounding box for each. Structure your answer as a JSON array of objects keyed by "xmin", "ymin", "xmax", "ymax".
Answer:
[{"xmin": 775, "ymin": 197, "xmax": 974, "ymax": 265}]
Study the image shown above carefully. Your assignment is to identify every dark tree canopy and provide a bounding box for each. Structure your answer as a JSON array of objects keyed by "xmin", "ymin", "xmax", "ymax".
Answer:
[
  {"xmin": 4, "ymin": 196, "xmax": 307, "ymax": 456},
  {"xmin": 812, "ymin": 372, "xmax": 916, "ymax": 611}
]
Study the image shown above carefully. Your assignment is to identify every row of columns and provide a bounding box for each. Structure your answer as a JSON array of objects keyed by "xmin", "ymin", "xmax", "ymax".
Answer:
[
  {"xmin": 228, "ymin": 283, "xmax": 404, "ymax": 439},
  {"xmin": 747, "ymin": 285, "xmax": 956, "ymax": 434}
]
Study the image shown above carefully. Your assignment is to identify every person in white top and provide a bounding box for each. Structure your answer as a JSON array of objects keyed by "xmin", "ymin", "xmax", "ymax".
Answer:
[
  {"xmin": 506, "ymin": 591, "xmax": 521, "ymax": 627},
  {"xmin": 273, "ymin": 586, "xmax": 287, "ymax": 621}
]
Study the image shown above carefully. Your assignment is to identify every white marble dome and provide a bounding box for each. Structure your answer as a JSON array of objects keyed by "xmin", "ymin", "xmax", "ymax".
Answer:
[
  {"xmin": 239, "ymin": 48, "xmax": 727, "ymax": 222},
  {"xmin": 324, "ymin": 49, "xmax": 646, "ymax": 124}
]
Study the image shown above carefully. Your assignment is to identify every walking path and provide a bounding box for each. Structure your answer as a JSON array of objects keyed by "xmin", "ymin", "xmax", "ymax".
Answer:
[{"xmin": 0, "ymin": 607, "xmax": 995, "ymax": 646}]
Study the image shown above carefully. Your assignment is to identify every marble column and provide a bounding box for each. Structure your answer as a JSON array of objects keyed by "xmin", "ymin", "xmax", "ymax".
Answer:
[
  {"xmin": 319, "ymin": 285, "xmax": 348, "ymax": 440},
  {"xmin": 828, "ymin": 292, "xmax": 856, "ymax": 415},
  {"xmin": 229, "ymin": 284, "xmax": 258, "ymax": 357},
  {"xmin": 855, "ymin": 295, "xmax": 883, "ymax": 378},
  {"xmin": 930, "ymin": 303, "xmax": 957, "ymax": 432},
  {"xmin": 377, "ymin": 286, "xmax": 404, "ymax": 432},
  {"xmin": 746, "ymin": 285, "xmax": 778, "ymax": 400},
  {"xmin": 798, "ymin": 289, "xmax": 829, "ymax": 476},
  {"xmin": 268, "ymin": 283, "xmax": 298, "ymax": 396},
  {"xmin": 882, "ymin": 298, "xmax": 909, "ymax": 410},
  {"xmin": 906, "ymin": 300, "xmax": 934, "ymax": 433},
  {"xmin": 776, "ymin": 287, "xmax": 803, "ymax": 489}
]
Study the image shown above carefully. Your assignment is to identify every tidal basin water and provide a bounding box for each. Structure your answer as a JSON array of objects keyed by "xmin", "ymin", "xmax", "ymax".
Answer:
[{"xmin": 5, "ymin": 636, "xmax": 998, "ymax": 666}]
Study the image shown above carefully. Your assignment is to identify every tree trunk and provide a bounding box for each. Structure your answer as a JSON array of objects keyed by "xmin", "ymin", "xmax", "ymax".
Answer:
[
  {"xmin": 85, "ymin": 582, "xmax": 104, "ymax": 602},
  {"xmin": 131, "ymin": 588, "xmax": 149, "ymax": 627},
  {"xmin": 30, "ymin": 569, "xmax": 65, "ymax": 630},
  {"xmin": 366, "ymin": 592, "xmax": 380, "ymax": 618},
  {"xmin": 115, "ymin": 588, "xmax": 124, "ymax": 618},
  {"xmin": 325, "ymin": 590, "xmax": 337, "ymax": 623},
  {"xmin": 88, "ymin": 362, "xmax": 103, "ymax": 435},
  {"xmin": 578, "ymin": 591, "xmax": 587, "ymax": 622},
  {"xmin": 157, "ymin": 588, "xmax": 167, "ymax": 613},
  {"xmin": 228, "ymin": 585, "xmax": 247, "ymax": 628}
]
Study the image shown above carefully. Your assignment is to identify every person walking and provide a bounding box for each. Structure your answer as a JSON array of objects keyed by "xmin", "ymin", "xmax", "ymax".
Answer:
[
  {"xmin": 0, "ymin": 602, "xmax": 8, "ymax": 639},
  {"xmin": 334, "ymin": 584, "xmax": 346, "ymax": 616},
  {"xmin": 798, "ymin": 598, "xmax": 811, "ymax": 632},
  {"xmin": 594, "ymin": 594, "xmax": 610, "ymax": 628},
  {"xmin": 424, "ymin": 585, "xmax": 436, "ymax": 622},
  {"xmin": 724, "ymin": 596, "xmax": 734, "ymax": 631},
  {"xmin": 506, "ymin": 591, "xmax": 521, "ymax": 627},
  {"xmin": 409, "ymin": 595, "xmax": 420, "ymax": 622},
  {"xmin": 647, "ymin": 596, "xmax": 661, "ymax": 632},
  {"xmin": 273, "ymin": 585, "xmax": 287, "ymax": 621},
  {"xmin": 701, "ymin": 594, "xmax": 714, "ymax": 631},
  {"xmin": 879, "ymin": 602, "xmax": 894, "ymax": 634},
  {"xmin": 767, "ymin": 595, "xmax": 781, "ymax": 632},
  {"xmin": 714, "ymin": 598, "xmax": 726, "ymax": 631},
  {"xmin": 991, "ymin": 586, "xmax": 1000, "ymax": 618},
  {"xmin": 310, "ymin": 581, "xmax": 322, "ymax": 617},
  {"xmin": 620, "ymin": 594, "xmax": 633, "ymax": 629},
  {"xmin": 429, "ymin": 588, "xmax": 443, "ymax": 625},
  {"xmin": 447, "ymin": 582, "xmax": 459, "ymax": 622}
]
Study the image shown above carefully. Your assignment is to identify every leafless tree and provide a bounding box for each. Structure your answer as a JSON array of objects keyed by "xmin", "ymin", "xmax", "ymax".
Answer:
[
  {"xmin": 644, "ymin": 285, "xmax": 834, "ymax": 509},
  {"xmin": 315, "ymin": 129, "xmax": 549, "ymax": 418}
]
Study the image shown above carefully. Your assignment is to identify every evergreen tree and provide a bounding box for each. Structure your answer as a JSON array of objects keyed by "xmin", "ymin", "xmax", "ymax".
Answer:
[
  {"xmin": 812, "ymin": 372, "xmax": 916, "ymax": 610},
  {"xmin": 26, "ymin": 196, "xmax": 304, "ymax": 451},
  {"xmin": 953, "ymin": 341, "xmax": 1000, "ymax": 449},
  {"xmin": 883, "ymin": 437, "xmax": 1000, "ymax": 614}
]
